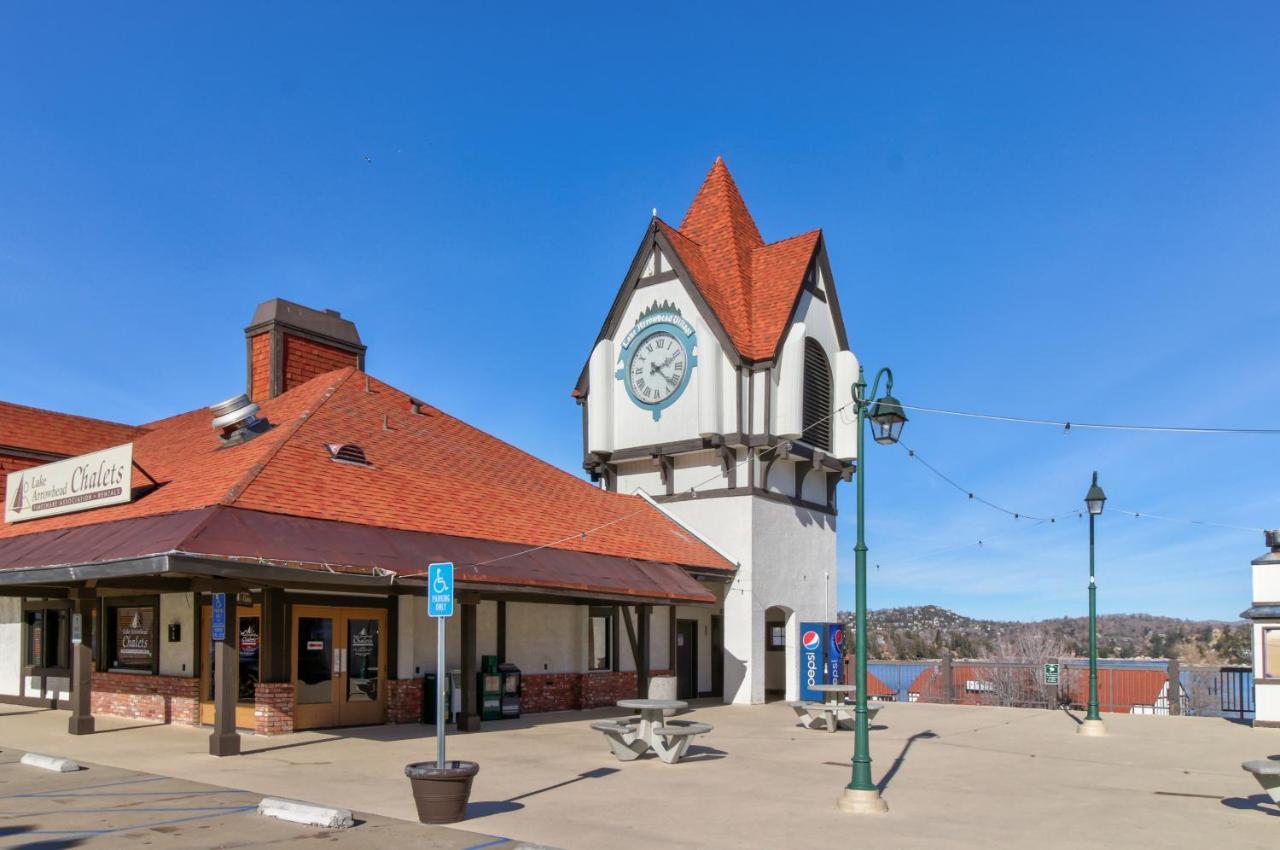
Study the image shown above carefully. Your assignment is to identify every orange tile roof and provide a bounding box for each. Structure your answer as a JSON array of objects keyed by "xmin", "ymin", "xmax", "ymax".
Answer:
[
  {"xmin": 658, "ymin": 157, "xmax": 822, "ymax": 361},
  {"xmin": 0, "ymin": 401, "xmax": 147, "ymax": 458},
  {"xmin": 0, "ymin": 369, "xmax": 734, "ymax": 575}
]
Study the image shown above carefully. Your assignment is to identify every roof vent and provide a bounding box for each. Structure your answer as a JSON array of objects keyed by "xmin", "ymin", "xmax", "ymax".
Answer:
[
  {"xmin": 211, "ymin": 393, "xmax": 268, "ymax": 446},
  {"xmin": 327, "ymin": 443, "xmax": 370, "ymax": 466},
  {"xmin": 1267, "ymin": 529, "xmax": 1280, "ymax": 552}
]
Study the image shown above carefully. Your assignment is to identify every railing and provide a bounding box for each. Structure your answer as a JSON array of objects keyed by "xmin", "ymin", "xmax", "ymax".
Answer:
[{"xmin": 849, "ymin": 658, "xmax": 1254, "ymax": 719}]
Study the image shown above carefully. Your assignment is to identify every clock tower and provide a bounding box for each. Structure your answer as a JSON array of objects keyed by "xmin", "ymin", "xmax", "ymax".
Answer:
[{"xmin": 575, "ymin": 158, "xmax": 860, "ymax": 704}]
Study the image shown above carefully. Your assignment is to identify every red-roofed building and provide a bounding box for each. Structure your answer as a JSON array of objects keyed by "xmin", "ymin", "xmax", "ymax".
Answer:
[
  {"xmin": 575, "ymin": 158, "xmax": 859, "ymax": 705},
  {"xmin": 907, "ymin": 663, "xmax": 1185, "ymax": 714},
  {"xmin": 0, "ymin": 298, "xmax": 740, "ymax": 749},
  {"xmin": 0, "ymin": 159, "xmax": 860, "ymax": 751}
]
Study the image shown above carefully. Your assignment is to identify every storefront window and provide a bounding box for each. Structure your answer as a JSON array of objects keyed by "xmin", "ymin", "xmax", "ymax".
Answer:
[
  {"xmin": 588, "ymin": 608, "xmax": 613, "ymax": 671},
  {"xmin": 23, "ymin": 602, "xmax": 70, "ymax": 671},
  {"xmin": 108, "ymin": 602, "xmax": 157, "ymax": 673},
  {"xmin": 347, "ymin": 618, "xmax": 379, "ymax": 701}
]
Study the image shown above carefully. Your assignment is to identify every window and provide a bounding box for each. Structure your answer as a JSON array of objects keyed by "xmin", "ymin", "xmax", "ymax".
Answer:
[
  {"xmin": 23, "ymin": 601, "xmax": 71, "ymax": 672},
  {"xmin": 767, "ymin": 621, "xmax": 786, "ymax": 652},
  {"xmin": 801, "ymin": 338, "xmax": 833, "ymax": 452},
  {"xmin": 106, "ymin": 599, "xmax": 158, "ymax": 674},
  {"xmin": 1265, "ymin": 628, "xmax": 1280, "ymax": 679},
  {"xmin": 588, "ymin": 608, "xmax": 614, "ymax": 671}
]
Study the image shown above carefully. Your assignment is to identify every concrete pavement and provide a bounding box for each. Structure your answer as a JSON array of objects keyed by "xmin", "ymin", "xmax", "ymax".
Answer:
[{"xmin": 0, "ymin": 701, "xmax": 1276, "ymax": 849}]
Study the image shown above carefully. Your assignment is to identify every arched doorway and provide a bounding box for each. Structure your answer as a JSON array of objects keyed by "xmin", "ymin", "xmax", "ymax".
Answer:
[{"xmin": 764, "ymin": 605, "xmax": 793, "ymax": 702}]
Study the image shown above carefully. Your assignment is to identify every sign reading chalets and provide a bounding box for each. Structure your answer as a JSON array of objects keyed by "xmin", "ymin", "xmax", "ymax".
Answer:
[{"xmin": 5, "ymin": 443, "xmax": 134, "ymax": 524}]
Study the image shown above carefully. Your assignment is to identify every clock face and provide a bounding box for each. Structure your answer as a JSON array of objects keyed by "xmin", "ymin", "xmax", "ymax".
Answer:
[{"xmin": 627, "ymin": 331, "xmax": 688, "ymax": 405}]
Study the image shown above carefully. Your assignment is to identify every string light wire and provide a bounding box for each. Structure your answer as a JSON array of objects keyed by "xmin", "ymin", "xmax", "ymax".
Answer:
[{"xmin": 895, "ymin": 402, "xmax": 1280, "ymax": 436}]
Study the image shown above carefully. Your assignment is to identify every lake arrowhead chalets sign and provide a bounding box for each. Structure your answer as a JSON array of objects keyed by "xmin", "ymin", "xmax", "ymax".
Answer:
[{"xmin": 5, "ymin": 443, "xmax": 134, "ymax": 523}]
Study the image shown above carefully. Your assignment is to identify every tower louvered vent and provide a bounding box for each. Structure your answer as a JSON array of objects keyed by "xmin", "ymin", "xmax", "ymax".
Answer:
[
  {"xmin": 326, "ymin": 443, "xmax": 370, "ymax": 466},
  {"xmin": 801, "ymin": 338, "xmax": 832, "ymax": 452}
]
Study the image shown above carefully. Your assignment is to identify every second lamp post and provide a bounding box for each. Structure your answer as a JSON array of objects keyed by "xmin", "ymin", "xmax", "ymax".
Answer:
[
  {"xmin": 838, "ymin": 366, "xmax": 906, "ymax": 815},
  {"xmin": 1080, "ymin": 471, "xmax": 1107, "ymax": 736}
]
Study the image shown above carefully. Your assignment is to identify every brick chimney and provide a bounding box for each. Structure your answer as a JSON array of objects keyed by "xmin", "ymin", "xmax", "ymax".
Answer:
[{"xmin": 245, "ymin": 299, "xmax": 366, "ymax": 401}]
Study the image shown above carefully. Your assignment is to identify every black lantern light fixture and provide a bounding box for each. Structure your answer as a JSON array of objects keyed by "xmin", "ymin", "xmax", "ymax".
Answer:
[{"xmin": 867, "ymin": 394, "xmax": 907, "ymax": 445}]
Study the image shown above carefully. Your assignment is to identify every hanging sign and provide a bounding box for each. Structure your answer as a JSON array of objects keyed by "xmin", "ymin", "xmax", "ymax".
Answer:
[{"xmin": 5, "ymin": 443, "xmax": 133, "ymax": 523}]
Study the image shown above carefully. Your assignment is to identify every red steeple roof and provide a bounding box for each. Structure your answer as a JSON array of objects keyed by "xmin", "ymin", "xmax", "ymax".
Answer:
[{"xmin": 659, "ymin": 157, "xmax": 821, "ymax": 361}]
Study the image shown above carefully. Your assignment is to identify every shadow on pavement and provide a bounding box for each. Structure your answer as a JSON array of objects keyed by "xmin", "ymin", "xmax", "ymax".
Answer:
[
  {"xmin": 878, "ymin": 730, "xmax": 938, "ymax": 792},
  {"xmin": 1221, "ymin": 794, "xmax": 1280, "ymax": 817}
]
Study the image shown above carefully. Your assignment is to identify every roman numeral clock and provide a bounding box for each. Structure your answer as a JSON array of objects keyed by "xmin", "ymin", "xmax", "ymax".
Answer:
[{"xmin": 615, "ymin": 302, "xmax": 698, "ymax": 420}]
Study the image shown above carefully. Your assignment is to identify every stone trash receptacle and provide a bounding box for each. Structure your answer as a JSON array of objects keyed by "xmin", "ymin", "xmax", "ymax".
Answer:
[
  {"xmin": 404, "ymin": 761, "xmax": 479, "ymax": 824},
  {"xmin": 649, "ymin": 675, "xmax": 679, "ymax": 717}
]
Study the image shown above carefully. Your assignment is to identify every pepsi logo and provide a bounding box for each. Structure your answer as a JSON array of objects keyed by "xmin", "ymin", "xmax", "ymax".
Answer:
[
  {"xmin": 831, "ymin": 630, "xmax": 844, "ymax": 649},
  {"xmin": 801, "ymin": 630, "xmax": 821, "ymax": 651}
]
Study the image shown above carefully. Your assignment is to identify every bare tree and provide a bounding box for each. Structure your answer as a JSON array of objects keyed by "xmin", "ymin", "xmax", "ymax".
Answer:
[{"xmin": 982, "ymin": 629, "xmax": 1067, "ymax": 709}]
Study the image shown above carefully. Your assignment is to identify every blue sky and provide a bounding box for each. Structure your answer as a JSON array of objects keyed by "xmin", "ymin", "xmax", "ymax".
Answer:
[{"xmin": 2, "ymin": 4, "xmax": 1276, "ymax": 621}]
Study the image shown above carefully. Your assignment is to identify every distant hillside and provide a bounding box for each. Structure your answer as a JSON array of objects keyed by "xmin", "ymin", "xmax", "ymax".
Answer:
[{"xmin": 835, "ymin": 605, "xmax": 1251, "ymax": 665}]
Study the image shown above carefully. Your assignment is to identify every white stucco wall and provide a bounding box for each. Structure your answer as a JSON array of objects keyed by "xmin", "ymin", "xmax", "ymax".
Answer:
[
  {"xmin": 505, "ymin": 602, "xmax": 585, "ymax": 674},
  {"xmin": 159, "ymin": 593, "xmax": 196, "ymax": 677},
  {"xmin": 1254, "ymin": 563, "xmax": 1280, "ymax": 604},
  {"xmin": 0, "ymin": 598, "xmax": 19, "ymax": 697}
]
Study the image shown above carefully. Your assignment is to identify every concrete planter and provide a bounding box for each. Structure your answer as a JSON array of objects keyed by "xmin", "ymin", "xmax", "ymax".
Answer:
[{"xmin": 404, "ymin": 761, "xmax": 479, "ymax": 824}]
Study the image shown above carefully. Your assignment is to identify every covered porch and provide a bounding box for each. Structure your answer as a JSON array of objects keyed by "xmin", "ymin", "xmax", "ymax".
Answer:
[{"xmin": 0, "ymin": 506, "xmax": 724, "ymax": 756}]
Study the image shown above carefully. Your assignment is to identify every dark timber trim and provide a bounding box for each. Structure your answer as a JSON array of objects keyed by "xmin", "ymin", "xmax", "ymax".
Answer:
[
  {"xmin": 651, "ymin": 486, "xmax": 837, "ymax": 517},
  {"xmin": 573, "ymin": 221, "xmax": 744, "ymax": 398}
]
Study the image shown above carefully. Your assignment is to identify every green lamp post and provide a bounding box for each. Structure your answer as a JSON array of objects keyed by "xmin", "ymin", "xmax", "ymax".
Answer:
[
  {"xmin": 1079, "ymin": 471, "xmax": 1107, "ymax": 736},
  {"xmin": 838, "ymin": 366, "xmax": 905, "ymax": 815}
]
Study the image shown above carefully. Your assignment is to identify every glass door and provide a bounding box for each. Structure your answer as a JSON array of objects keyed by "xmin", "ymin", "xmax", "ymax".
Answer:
[
  {"xmin": 291, "ymin": 606, "xmax": 387, "ymax": 730},
  {"xmin": 199, "ymin": 604, "xmax": 261, "ymax": 728},
  {"xmin": 293, "ymin": 608, "xmax": 338, "ymax": 729}
]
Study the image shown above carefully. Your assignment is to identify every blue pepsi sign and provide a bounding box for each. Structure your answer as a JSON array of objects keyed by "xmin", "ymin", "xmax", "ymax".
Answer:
[{"xmin": 799, "ymin": 621, "xmax": 844, "ymax": 701}]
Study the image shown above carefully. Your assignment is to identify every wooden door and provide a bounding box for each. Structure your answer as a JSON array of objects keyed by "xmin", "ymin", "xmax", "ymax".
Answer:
[
  {"xmin": 199, "ymin": 604, "xmax": 261, "ymax": 729},
  {"xmin": 676, "ymin": 619, "xmax": 698, "ymax": 700},
  {"xmin": 291, "ymin": 606, "xmax": 387, "ymax": 730}
]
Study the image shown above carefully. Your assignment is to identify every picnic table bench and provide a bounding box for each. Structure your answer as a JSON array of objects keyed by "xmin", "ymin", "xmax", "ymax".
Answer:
[
  {"xmin": 590, "ymin": 699, "xmax": 713, "ymax": 764},
  {"xmin": 1242, "ymin": 760, "xmax": 1280, "ymax": 804},
  {"xmin": 790, "ymin": 684, "xmax": 883, "ymax": 732}
]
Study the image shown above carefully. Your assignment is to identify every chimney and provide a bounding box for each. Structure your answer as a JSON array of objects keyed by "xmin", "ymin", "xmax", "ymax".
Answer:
[
  {"xmin": 244, "ymin": 299, "xmax": 366, "ymax": 401},
  {"xmin": 1266, "ymin": 529, "xmax": 1280, "ymax": 553}
]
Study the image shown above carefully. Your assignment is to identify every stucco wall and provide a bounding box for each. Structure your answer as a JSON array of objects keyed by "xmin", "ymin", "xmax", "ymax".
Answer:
[
  {"xmin": 0, "ymin": 597, "xmax": 19, "ymax": 697},
  {"xmin": 158, "ymin": 593, "xmax": 196, "ymax": 677},
  {"xmin": 1254, "ymin": 563, "xmax": 1280, "ymax": 604}
]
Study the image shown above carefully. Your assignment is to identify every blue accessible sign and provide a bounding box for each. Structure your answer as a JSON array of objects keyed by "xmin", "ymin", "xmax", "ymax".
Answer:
[
  {"xmin": 211, "ymin": 592, "xmax": 227, "ymax": 641},
  {"xmin": 428, "ymin": 562, "xmax": 455, "ymax": 618}
]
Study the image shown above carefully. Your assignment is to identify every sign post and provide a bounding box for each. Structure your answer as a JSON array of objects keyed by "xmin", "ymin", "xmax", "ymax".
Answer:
[
  {"xmin": 1044, "ymin": 663, "xmax": 1060, "ymax": 686},
  {"xmin": 428, "ymin": 563, "xmax": 455, "ymax": 769}
]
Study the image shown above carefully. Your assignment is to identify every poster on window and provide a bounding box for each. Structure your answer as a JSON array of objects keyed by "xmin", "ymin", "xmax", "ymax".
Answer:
[{"xmin": 116, "ymin": 606, "xmax": 154, "ymax": 670}]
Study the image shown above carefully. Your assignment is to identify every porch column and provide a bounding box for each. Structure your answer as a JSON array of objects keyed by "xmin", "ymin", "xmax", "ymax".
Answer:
[
  {"xmin": 209, "ymin": 583, "xmax": 241, "ymax": 756},
  {"xmin": 259, "ymin": 588, "xmax": 287, "ymax": 684},
  {"xmin": 637, "ymin": 605, "xmax": 652, "ymax": 699},
  {"xmin": 457, "ymin": 598, "xmax": 479, "ymax": 732},
  {"xmin": 67, "ymin": 588, "xmax": 96, "ymax": 735}
]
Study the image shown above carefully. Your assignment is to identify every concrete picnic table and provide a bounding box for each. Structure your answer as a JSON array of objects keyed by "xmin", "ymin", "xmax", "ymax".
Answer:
[
  {"xmin": 590, "ymin": 698, "xmax": 713, "ymax": 764},
  {"xmin": 790, "ymin": 685, "xmax": 881, "ymax": 733}
]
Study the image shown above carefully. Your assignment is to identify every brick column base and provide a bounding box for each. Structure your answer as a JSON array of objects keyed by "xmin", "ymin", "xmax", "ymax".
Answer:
[
  {"xmin": 254, "ymin": 682, "xmax": 294, "ymax": 735},
  {"xmin": 387, "ymin": 678, "xmax": 424, "ymax": 724}
]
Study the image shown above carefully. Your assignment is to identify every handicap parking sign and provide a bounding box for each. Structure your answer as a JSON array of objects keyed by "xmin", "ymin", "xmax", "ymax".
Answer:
[{"xmin": 428, "ymin": 562, "xmax": 454, "ymax": 618}]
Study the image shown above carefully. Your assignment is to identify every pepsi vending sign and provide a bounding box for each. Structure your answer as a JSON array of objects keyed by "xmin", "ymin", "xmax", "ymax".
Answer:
[{"xmin": 799, "ymin": 621, "xmax": 845, "ymax": 701}]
